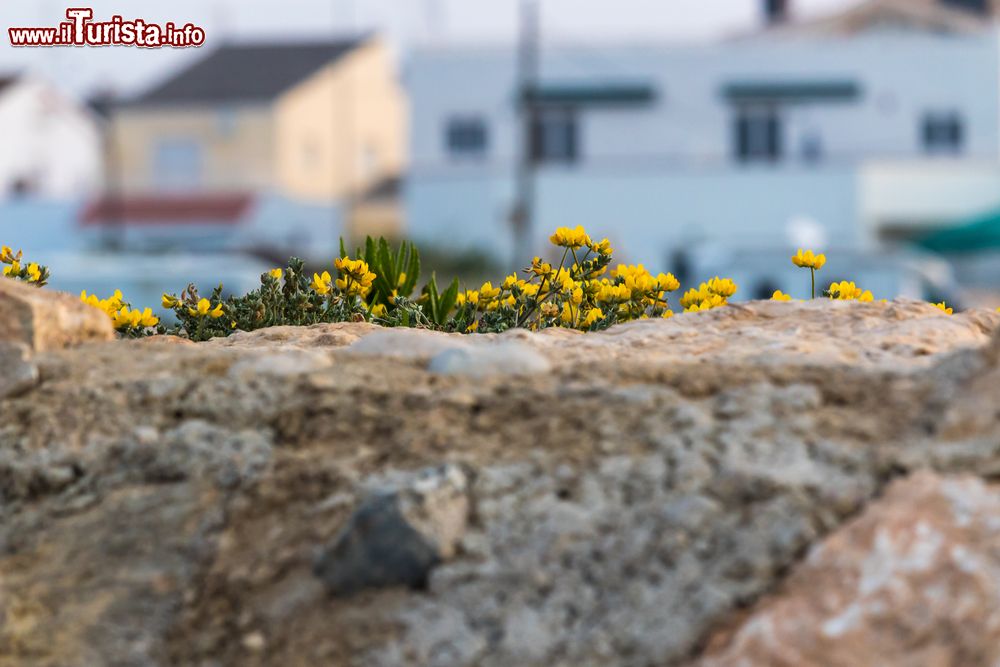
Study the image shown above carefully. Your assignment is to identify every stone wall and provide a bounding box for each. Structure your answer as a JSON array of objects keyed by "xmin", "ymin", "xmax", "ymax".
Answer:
[{"xmin": 0, "ymin": 294, "xmax": 998, "ymax": 666}]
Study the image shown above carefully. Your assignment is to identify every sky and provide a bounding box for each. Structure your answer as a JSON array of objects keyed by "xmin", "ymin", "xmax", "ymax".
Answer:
[{"xmin": 0, "ymin": 0, "xmax": 860, "ymax": 99}]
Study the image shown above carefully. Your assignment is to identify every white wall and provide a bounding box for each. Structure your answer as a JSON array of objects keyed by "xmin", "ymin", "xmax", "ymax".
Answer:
[
  {"xmin": 405, "ymin": 30, "xmax": 1000, "ymax": 264},
  {"xmin": 0, "ymin": 78, "xmax": 103, "ymax": 200}
]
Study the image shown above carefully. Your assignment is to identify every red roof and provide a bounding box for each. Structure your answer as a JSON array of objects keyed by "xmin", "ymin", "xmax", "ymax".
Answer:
[{"xmin": 80, "ymin": 193, "xmax": 254, "ymax": 226}]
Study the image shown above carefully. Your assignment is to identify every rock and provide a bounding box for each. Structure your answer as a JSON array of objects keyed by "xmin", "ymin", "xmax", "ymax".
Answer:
[
  {"xmin": 0, "ymin": 341, "xmax": 38, "ymax": 399},
  {"xmin": 314, "ymin": 464, "xmax": 471, "ymax": 597},
  {"xmin": 347, "ymin": 328, "xmax": 471, "ymax": 360},
  {"xmin": 428, "ymin": 341, "xmax": 552, "ymax": 377},
  {"xmin": 698, "ymin": 472, "xmax": 1000, "ymax": 667},
  {"xmin": 0, "ymin": 278, "xmax": 114, "ymax": 351},
  {"xmin": 0, "ymin": 303, "xmax": 999, "ymax": 666}
]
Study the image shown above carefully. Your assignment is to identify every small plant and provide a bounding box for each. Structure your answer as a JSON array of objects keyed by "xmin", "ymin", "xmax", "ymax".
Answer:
[
  {"xmin": 792, "ymin": 249, "xmax": 826, "ymax": 299},
  {"xmin": 1, "ymin": 245, "xmax": 49, "ymax": 287}
]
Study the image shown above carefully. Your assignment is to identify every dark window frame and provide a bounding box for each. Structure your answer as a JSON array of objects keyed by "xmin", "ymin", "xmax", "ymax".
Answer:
[
  {"xmin": 530, "ymin": 107, "xmax": 579, "ymax": 165},
  {"xmin": 734, "ymin": 105, "xmax": 782, "ymax": 163},
  {"xmin": 921, "ymin": 111, "xmax": 964, "ymax": 155},
  {"xmin": 445, "ymin": 116, "xmax": 489, "ymax": 158}
]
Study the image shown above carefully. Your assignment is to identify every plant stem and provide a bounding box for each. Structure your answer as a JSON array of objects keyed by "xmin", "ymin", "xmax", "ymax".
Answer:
[{"xmin": 811, "ymin": 268, "xmax": 815, "ymax": 300}]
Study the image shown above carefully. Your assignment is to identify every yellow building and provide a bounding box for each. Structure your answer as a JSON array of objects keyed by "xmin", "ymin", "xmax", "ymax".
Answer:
[{"xmin": 108, "ymin": 35, "xmax": 406, "ymax": 239}]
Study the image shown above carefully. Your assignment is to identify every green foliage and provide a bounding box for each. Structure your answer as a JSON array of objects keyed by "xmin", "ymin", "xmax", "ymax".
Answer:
[
  {"xmin": 343, "ymin": 237, "xmax": 421, "ymax": 306},
  {"xmin": 421, "ymin": 273, "xmax": 460, "ymax": 327}
]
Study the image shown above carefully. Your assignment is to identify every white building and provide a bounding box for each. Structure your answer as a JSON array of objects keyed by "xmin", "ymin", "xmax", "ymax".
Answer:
[
  {"xmin": 405, "ymin": 0, "xmax": 1000, "ymax": 298},
  {"xmin": 0, "ymin": 74, "xmax": 102, "ymax": 200}
]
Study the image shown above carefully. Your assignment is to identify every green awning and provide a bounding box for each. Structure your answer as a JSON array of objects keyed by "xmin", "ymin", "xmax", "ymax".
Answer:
[
  {"xmin": 521, "ymin": 83, "xmax": 657, "ymax": 107},
  {"xmin": 722, "ymin": 81, "xmax": 861, "ymax": 104},
  {"xmin": 916, "ymin": 208, "xmax": 1000, "ymax": 253}
]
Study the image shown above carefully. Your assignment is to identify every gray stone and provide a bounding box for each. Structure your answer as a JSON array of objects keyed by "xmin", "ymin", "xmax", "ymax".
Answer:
[
  {"xmin": 314, "ymin": 464, "xmax": 471, "ymax": 597},
  {"xmin": 0, "ymin": 341, "xmax": 39, "ymax": 399},
  {"xmin": 428, "ymin": 342, "xmax": 552, "ymax": 377},
  {"xmin": 347, "ymin": 328, "xmax": 470, "ymax": 360}
]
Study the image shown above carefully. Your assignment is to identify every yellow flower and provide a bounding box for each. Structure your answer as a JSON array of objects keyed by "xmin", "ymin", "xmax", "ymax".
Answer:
[
  {"xmin": 311, "ymin": 271, "xmax": 332, "ymax": 295},
  {"xmin": 560, "ymin": 301, "xmax": 576, "ymax": 324},
  {"xmin": 661, "ymin": 309, "xmax": 674, "ymax": 319},
  {"xmin": 933, "ymin": 302, "xmax": 953, "ymax": 315},
  {"xmin": 188, "ymin": 298, "xmax": 223, "ymax": 318},
  {"xmin": 479, "ymin": 281, "xmax": 501, "ymax": 303},
  {"xmin": 792, "ymin": 249, "xmax": 826, "ymax": 270},
  {"xmin": 3, "ymin": 260, "xmax": 20, "ymax": 277},
  {"xmin": 25, "ymin": 263, "xmax": 41, "ymax": 282},
  {"xmin": 570, "ymin": 286, "xmax": 584, "ymax": 306},
  {"xmin": 590, "ymin": 238, "xmax": 613, "ymax": 255},
  {"xmin": 705, "ymin": 277, "xmax": 738, "ymax": 298},
  {"xmin": 656, "ymin": 273, "xmax": 680, "ymax": 292},
  {"xmin": 371, "ymin": 303, "xmax": 388, "ymax": 318},
  {"xmin": 268, "ymin": 268, "xmax": 283, "ymax": 280},
  {"xmin": 828, "ymin": 281, "xmax": 871, "ymax": 301},
  {"xmin": 397, "ymin": 272, "xmax": 407, "ymax": 288},
  {"xmin": 466, "ymin": 320, "xmax": 479, "ymax": 333},
  {"xmin": 771, "ymin": 290, "xmax": 793, "ymax": 302},
  {"xmin": 502, "ymin": 274, "xmax": 518, "ymax": 290},
  {"xmin": 162, "ymin": 293, "xmax": 179, "ymax": 309},
  {"xmin": 549, "ymin": 225, "xmax": 591, "ymax": 250},
  {"xmin": 138, "ymin": 308, "xmax": 159, "ymax": 327},
  {"xmin": 580, "ymin": 307, "xmax": 603, "ymax": 328},
  {"xmin": 456, "ymin": 290, "xmax": 479, "ymax": 308},
  {"xmin": 0, "ymin": 246, "xmax": 16, "ymax": 264},
  {"xmin": 530, "ymin": 257, "xmax": 554, "ymax": 278}
]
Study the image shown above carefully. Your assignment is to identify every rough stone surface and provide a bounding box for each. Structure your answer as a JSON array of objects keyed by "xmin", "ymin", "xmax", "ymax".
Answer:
[
  {"xmin": 0, "ymin": 278, "xmax": 114, "ymax": 351},
  {"xmin": 699, "ymin": 472, "xmax": 1000, "ymax": 667},
  {"xmin": 0, "ymin": 342, "xmax": 38, "ymax": 400},
  {"xmin": 428, "ymin": 341, "xmax": 552, "ymax": 377},
  {"xmin": 314, "ymin": 464, "xmax": 471, "ymax": 596},
  {"xmin": 0, "ymin": 300, "xmax": 998, "ymax": 666}
]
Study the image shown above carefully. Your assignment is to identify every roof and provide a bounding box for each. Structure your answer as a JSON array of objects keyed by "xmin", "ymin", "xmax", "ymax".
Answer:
[
  {"xmin": 760, "ymin": 0, "xmax": 995, "ymax": 37},
  {"xmin": 129, "ymin": 37, "xmax": 367, "ymax": 107},
  {"xmin": 80, "ymin": 193, "xmax": 255, "ymax": 226}
]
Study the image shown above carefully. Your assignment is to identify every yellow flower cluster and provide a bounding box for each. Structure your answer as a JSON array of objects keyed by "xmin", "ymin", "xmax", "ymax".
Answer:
[
  {"xmin": 453, "ymin": 231, "xmax": 686, "ymax": 331},
  {"xmin": 81, "ymin": 289, "xmax": 159, "ymax": 332},
  {"xmin": 1, "ymin": 245, "xmax": 44, "ymax": 284},
  {"xmin": 828, "ymin": 281, "xmax": 874, "ymax": 302},
  {"xmin": 679, "ymin": 277, "xmax": 738, "ymax": 313},
  {"xmin": 334, "ymin": 257, "xmax": 377, "ymax": 297}
]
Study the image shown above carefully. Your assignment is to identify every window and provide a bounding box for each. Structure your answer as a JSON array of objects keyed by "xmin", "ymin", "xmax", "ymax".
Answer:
[
  {"xmin": 531, "ymin": 108, "xmax": 578, "ymax": 164},
  {"xmin": 153, "ymin": 139, "xmax": 202, "ymax": 190},
  {"xmin": 446, "ymin": 117, "xmax": 488, "ymax": 158},
  {"xmin": 734, "ymin": 107, "xmax": 782, "ymax": 163},
  {"xmin": 922, "ymin": 112, "xmax": 964, "ymax": 154}
]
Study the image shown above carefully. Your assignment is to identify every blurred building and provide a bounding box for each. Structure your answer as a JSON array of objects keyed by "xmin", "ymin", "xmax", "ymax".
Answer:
[
  {"xmin": 405, "ymin": 0, "xmax": 1000, "ymax": 299},
  {"xmin": 0, "ymin": 74, "xmax": 102, "ymax": 200},
  {"xmin": 88, "ymin": 35, "xmax": 407, "ymax": 256}
]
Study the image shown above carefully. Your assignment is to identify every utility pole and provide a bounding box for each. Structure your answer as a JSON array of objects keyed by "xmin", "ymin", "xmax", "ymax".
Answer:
[{"xmin": 510, "ymin": 0, "xmax": 540, "ymax": 266}]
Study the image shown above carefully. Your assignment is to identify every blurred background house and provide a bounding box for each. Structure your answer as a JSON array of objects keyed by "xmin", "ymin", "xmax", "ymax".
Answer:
[
  {"xmin": 406, "ymin": 0, "xmax": 1000, "ymax": 303},
  {"xmin": 1, "ymin": 0, "xmax": 999, "ymax": 310},
  {"xmin": 0, "ymin": 73, "xmax": 101, "ymax": 200},
  {"xmin": 91, "ymin": 35, "xmax": 406, "ymax": 258}
]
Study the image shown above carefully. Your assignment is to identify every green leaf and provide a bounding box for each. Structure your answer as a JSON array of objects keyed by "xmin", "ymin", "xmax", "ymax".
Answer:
[{"xmin": 437, "ymin": 278, "xmax": 460, "ymax": 324}]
